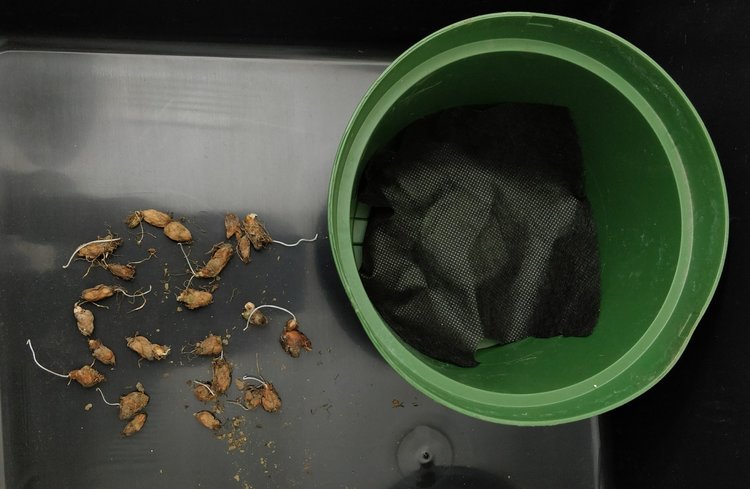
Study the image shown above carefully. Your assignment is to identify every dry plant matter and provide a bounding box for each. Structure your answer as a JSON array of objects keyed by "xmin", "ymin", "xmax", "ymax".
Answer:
[
  {"xmin": 194, "ymin": 410, "xmax": 221, "ymax": 430},
  {"xmin": 88, "ymin": 339, "xmax": 116, "ymax": 365},
  {"xmin": 126, "ymin": 335, "xmax": 171, "ymax": 361}
]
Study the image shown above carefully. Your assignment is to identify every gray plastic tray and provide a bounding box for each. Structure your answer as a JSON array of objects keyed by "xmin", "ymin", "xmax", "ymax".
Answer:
[{"xmin": 0, "ymin": 43, "xmax": 604, "ymax": 489}]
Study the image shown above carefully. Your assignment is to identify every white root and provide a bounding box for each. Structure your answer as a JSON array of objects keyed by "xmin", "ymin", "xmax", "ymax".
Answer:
[
  {"xmin": 271, "ymin": 233, "xmax": 319, "ymax": 247},
  {"xmin": 192, "ymin": 380, "xmax": 216, "ymax": 397},
  {"xmin": 62, "ymin": 238, "xmax": 122, "ymax": 268},
  {"xmin": 178, "ymin": 243, "xmax": 199, "ymax": 289},
  {"xmin": 114, "ymin": 285, "xmax": 152, "ymax": 313},
  {"xmin": 26, "ymin": 339, "xmax": 69, "ymax": 379},
  {"xmin": 243, "ymin": 304, "xmax": 296, "ymax": 331},
  {"xmin": 95, "ymin": 387, "xmax": 121, "ymax": 406},
  {"xmin": 241, "ymin": 375, "xmax": 268, "ymax": 387},
  {"xmin": 226, "ymin": 400, "xmax": 250, "ymax": 411}
]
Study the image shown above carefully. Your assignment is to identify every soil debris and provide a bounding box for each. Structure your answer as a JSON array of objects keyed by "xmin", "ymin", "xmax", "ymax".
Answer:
[{"xmin": 217, "ymin": 415, "xmax": 248, "ymax": 453}]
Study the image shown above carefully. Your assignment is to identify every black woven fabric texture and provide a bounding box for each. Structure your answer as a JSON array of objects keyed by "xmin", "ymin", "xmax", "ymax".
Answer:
[{"xmin": 359, "ymin": 104, "xmax": 601, "ymax": 367}]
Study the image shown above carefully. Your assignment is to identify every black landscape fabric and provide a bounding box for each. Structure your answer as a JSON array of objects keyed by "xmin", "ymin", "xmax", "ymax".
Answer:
[{"xmin": 359, "ymin": 103, "xmax": 601, "ymax": 367}]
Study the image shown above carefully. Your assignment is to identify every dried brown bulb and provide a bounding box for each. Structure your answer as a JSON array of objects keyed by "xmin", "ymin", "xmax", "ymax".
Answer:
[
  {"xmin": 279, "ymin": 319, "xmax": 312, "ymax": 358},
  {"xmin": 241, "ymin": 376, "xmax": 282, "ymax": 413},
  {"xmin": 260, "ymin": 383, "xmax": 282, "ymax": 413},
  {"xmin": 243, "ymin": 387, "xmax": 263, "ymax": 410},
  {"xmin": 193, "ymin": 381, "xmax": 217, "ymax": 402},
  {"xmin": 118, "ymin": 391, "xmax": 150, "ymax": 420},
  {"xmin": 242, "ymin": 213, "xmax": 273, "ymax": 250},
  {"xmin": 194, "ymin": 410, "xmax": 221, "ymax": 430},
  {"xmin": 140, "ymin": 209, "xmax": 173, "ymax": 228},
  {"xmin": 88, "ymin": 339, "xmax": 116, "ymax": 365},
  {"xmin": 74, "ymin": 303, "xmax": 95, "ymax": 336},
  {"xmin": 241, "ymin": 302, "xmax": 267, "ymax": 327},
  {"xmin": 81, "ymin": 284, "xmax": 116, "ymax": 302},
  {"xmin": 106, "ymin": 263, "xmax": 136, "ymax": 281},
  {"xmin": 126, "ymin": 335, "xmax": 171, "ymax": 361},
  {"xmin": 195, "ymin": 243, "xmax": 233, "ymax": 278},
  {"xmin": 96, "ymin": 386, "xmax": 150, "ymax": 433},
  {"xmin": 194, "ymin": 334, "xmax": 223, "ymax": 356},
  {"xmin": 225, "ymin": 213, "xmax": 242, "ymax": 240},
  {"xmin": 68, "ymin": 365, "xmax": 106, "ymax": 388},
  {"xmin": 62, "ymin": 237, "xmax": 122, "ymax": 269},
  {"xmin": 122, "ymin": 412, "xmax": 147, "ymax": 437},
  {"xmin": 177, "ymin": 288, "xmax": 213, "ymax": 310},
  {"xmin": 164, "ymin": 221, "xmax": 192, "ymax": 243},
  {"xmin": 236, "ymin": 235, "xmax": 252, "ymax": 263},
  {"xmin": 211, "ymin": 358, "xmax": 232, "ymax": 395},
  {"xmin": 77, "ymin": 235, "xmax": 121, "ymax": 261}
]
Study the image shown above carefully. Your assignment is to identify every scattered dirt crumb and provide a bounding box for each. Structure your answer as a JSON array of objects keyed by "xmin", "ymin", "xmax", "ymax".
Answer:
[
  {"xmin": 218, "ymin": 415, "xmax": 248, "ymax": 453},
  {"xmin": 392, "ymin": 399, "xmax": 404, "ymax": 408},
  {"xmin": 84, "ymin": 403, "xmax": 93, "ymax": 411}
]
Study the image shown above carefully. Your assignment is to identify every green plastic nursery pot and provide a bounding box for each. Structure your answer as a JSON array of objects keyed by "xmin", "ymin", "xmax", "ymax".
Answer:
[{"xmin": 327, "ymin": 12, "xmax": 728, "ymax": 425}]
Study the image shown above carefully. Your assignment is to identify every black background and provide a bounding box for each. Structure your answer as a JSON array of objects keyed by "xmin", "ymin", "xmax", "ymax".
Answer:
[{"xmin": 1, "ymin": 1, "xmax": 748, "ymax": 487}]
